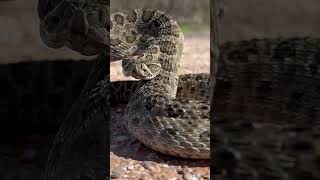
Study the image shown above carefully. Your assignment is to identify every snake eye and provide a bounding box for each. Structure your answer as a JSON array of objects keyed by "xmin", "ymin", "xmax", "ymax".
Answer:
[{"xmin": 122, "ymin": 59, "xmax": 132, "ymax": 71}]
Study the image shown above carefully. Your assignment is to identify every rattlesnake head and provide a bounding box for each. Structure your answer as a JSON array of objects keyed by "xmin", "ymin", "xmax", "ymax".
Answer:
[{"xmin": 122, "ymin": 57, "xmax": 162, "ymax": 80}]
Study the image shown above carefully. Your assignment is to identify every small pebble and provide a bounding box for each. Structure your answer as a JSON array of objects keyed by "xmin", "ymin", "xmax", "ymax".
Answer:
[
  {"xmin": 111, "ymin": 166, "xmax": 125, "ymax": 179},
  {"xmin": 184, "ymin": 173, "xmax": 198, "ymax": 180},
  {"xmin": 177, "ymin": 168, "xmax": 184, "ymax": 174},
  {"xmin": 127, "ymin": 165, "xmax": 134, "ymax": 170},
  {"xmin": 162, "ymin": 164, "xmax": 169, "ymax": 168},
  {"xmin": 140, "ymin": 161, "xmax": 152, "ymax": 170},
  {"xmin": 137, "ymin": 166, "xmax": 145, "ymax": 171}
]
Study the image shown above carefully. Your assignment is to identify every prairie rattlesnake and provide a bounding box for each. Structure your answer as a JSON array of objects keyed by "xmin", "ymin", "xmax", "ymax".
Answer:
[
  {"xmin": 110, "ymin": 9, "xmax": 210, "ymax": 159},
  {"xmin": 38, "ymin": 0, "xmax": 320, "ymax": 179},
  {"xmin": 39, "ymin": 1, "xmax": 210, "ymax": 179}
]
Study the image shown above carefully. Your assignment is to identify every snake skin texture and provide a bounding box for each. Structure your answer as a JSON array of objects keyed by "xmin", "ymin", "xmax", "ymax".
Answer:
[
  {"xmin": 2, "ymin": 39, "xmax": 319, "ymax": 179},
  {"xmin": 111, "ymin": 9, "xmax": 210, "ymax": 159},
  {"xmin": 38, "ymin": 0, "xmax": 320, "ymax": 179},
  {"xmin": 39, "ymin": 1, "xmax": 210, "ymax": 179},
  {"xmin": 3, "ymin": 37, "xmax": 319, "ymax": 179},
  {"xmin": 213, "ymin": 37, "xmax": 320, "ymax": 180}
]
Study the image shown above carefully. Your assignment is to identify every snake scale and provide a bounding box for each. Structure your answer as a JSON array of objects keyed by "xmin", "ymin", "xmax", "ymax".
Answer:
[{"xmin": 0, "ymin": 0, "xmax": 309, "ymax": 179}]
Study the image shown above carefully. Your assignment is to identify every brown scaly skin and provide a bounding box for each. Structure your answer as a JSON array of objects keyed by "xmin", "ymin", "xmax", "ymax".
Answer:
[
  {"xmin": 1, "ymin": 37, "xmax": 320, "ymax": 179},
  {"xmin": 0, "ymin": 59, "xmax": 207, "ymax": 133},
  {"xmin": 213, "ymin": 37, "xmax": 320, "ymax": 180},
  {"xmin": 111, "ymin": 9, "xmax": 211, "ymax": 159},
  {"xmin": 0, "ymin": 60, "xmax": 209, "ymax": 179},
  {"xmin": 38, "ymin": 0, "xmax": 320, "ymax": 178},
  {"xmin": 40, "ymin": 2, "xmax": 212, "ymax": 178}
]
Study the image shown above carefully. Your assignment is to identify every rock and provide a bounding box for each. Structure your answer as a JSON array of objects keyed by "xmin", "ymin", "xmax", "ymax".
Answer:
[
  {"xmin": 184, "ymin": 173, "xmax": 198, "ymax": 180},
  {"xmin": 110, "ymin": 166, "xmax": 125, "ymax": 179}
]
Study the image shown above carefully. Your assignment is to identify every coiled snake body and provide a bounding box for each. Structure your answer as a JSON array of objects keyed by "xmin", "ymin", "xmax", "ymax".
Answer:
[
  {"xmin": 39, "ymin": 1, "xmax": 210, "ymax": 179},
  {"xmin": 38, "ymin": 0, "xmax": 320, "ymax": 179},
  {"xmin": 111, "ymin": 9, "xmax": 210, "ymax": 159}
]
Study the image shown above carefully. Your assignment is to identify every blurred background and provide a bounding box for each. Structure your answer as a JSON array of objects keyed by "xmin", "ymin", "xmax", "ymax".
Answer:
[
  {"xmin": 111, "ymin": 0, "xmax": 210, "ymax": 34},
  {"xmin": 220, "ymin": 0, "xmax": 320, "ymax": 42}
]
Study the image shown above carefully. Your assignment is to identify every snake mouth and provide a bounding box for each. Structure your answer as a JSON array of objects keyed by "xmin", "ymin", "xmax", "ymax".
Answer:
[{"xmin": 122, "ymin": 59, "xmax": 162, "ymax": 80}]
